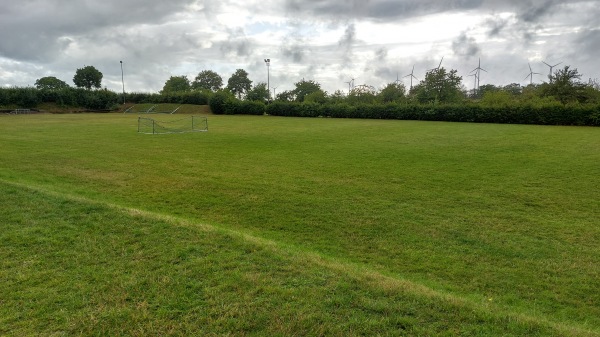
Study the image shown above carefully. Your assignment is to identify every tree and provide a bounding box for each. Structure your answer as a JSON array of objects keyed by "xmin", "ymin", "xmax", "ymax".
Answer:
[
  {"xmin": 502, "ymin": 83, "xmax": 522, "ymax": 96},
  {"xmin": 304, "ymin": 90, "xmax": 328, "ymax": 104},
  {"xmin": 292, "ymin": 79, "xmax": 321, "ymax": 102},
  {"xmin": 245, "ymin": 82, "xmax": 270, "ymax": 102},
  {"xmin": 480, "ymin": 90, "xmax": 513, "ymax": 107},
  {"xmin": 378, "ymin": 82, "xmax": 406, "ymax": 103},
  {"xmin": 275, "ymin": 90, "xmax": 295, "ymax": 102},
  {"xmin": 411, "ymin": 67, "xmax": 463, "ymax": 104},
  {"xmin": 161, "ymin": 76, "xmax": 191, "ymax": 93},
  {"xmin": 541, "ymin": 66, "xmax": 588, "ymax": 104},
  {"xmin": 192, "ymin": 70, "xmax": 223, "ymax": 91},
  {"xmin": 73, "ymin": 65, "xmax": 102, "ymax": 90},
  {"xmin": 328, "ymin": 90, "xmax": 347, "ymax": 104},
  {"xmin": 35, "ymin": 76, "xmax": 69, "ymax": 90},
  {"xmin": 348, "ymin": 84, "xmax": 377, "ymax": 104},
  {"xmin": 226, "ymin": 69, "xmax": 252, "ymax": 99},
  {"xmin": 478, "ymin": 84, "xmax": 500, "ymax": 97}
]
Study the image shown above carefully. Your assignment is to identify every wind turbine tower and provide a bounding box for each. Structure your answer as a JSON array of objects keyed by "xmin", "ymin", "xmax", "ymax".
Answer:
[
  {"xmin": 525, "ymin": 63, "xmax": 542, "ymax": 85},
  {"xmin": 428, "ymin": 57, "xmax": 444, "ymax": 72},
  {"xmin": 543, "ymin": 61, "xmax": 562, "ymax": 83},
  {"xmin": 404, "ymin": 65, "xmax": 418, "ymax": 90},
  {"xmin": 470, "ymin": 58, "xmax": 487, "ymax": 95},
  {"xmin": 468, "ymin": 73, "xmax": 478, "ymax": 97}
]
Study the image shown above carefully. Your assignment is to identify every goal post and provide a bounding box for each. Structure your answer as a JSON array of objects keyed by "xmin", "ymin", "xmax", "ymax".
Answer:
[{"xmin": 137, "ymin": 116, "xmax": 208, "ymax": 134}]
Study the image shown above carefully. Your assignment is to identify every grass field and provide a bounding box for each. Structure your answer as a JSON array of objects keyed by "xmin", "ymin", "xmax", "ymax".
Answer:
[{"xmin": 1, "ymin": 112, "xmax": 599, "ymax": 336}]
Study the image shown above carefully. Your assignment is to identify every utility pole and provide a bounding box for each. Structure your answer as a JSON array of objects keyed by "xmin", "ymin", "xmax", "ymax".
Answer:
[
  {"xmin": 120, "ymin": 60, "xmax": 125, "ymax": 104},
  {"xmin": 264, "ymin": 59, "xmax": 270, "ymax": 101}
]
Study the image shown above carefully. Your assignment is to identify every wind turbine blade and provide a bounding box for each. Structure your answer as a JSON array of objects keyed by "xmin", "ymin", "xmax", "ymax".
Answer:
[{"xmin": 543, "ymin": 61, "xmax": 551, "ymax": 67}]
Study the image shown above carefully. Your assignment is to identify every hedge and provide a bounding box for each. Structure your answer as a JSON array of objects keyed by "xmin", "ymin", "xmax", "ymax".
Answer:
[{"xmin": 265, "ymin": 101, "xmax": 600, "ymax": 126}]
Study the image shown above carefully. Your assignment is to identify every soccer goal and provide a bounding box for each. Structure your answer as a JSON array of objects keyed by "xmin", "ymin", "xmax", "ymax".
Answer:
[{"xmin": 137, "ymin": 116, "xmax": 208, "ymax": 134}]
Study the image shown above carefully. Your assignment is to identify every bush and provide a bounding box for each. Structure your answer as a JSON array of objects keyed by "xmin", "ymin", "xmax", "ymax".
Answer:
[
  {"xmin": 262, "ymin": 100, "xmax": 600, "ymax": 126},
  {"xmin": 209, "ymin": 90, "xmax": 235, "ymax": 115},
  {"xmin": 237, "ymin": 101, "xmax": 265, "ymax": 115}
]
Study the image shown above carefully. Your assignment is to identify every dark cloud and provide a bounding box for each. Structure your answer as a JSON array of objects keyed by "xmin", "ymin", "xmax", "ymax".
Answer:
[
  {"xmin": 219, "ymin": 28, "xmax": 254, "ymax": 58},
  {"xmin": 282, "ymin": 45, "xmax": 307, "ymax": 63},
  {"xmin": 517, "ymin": 0, "xmax": 562, "ymax": 22},
  {"xmin": 485, "ymin": 15, "xmax": 509, "ymax": 37},
  {"xmin": 285, "ymin": 0, "xmax": 484, "ymax": 21},
  {"xmin": 0, "ymin": 0, "xmax": 196, "ymax": 61},
  {"xmin": 375, "ymin": 47, "xmax": 388, "ymax": 61},
  {"xmin": 452, "ymin": 32, "xmax": 481, "ymax": 58},
  {"xmin": 338, "ymin": 23, "xmax": 358, "ymax": 68},
  {"xmin": 1, "ymin": 0, "xmax": 597, "ymax": 93}
]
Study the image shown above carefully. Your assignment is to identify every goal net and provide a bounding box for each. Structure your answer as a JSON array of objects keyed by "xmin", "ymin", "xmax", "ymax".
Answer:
[{"xmin": 138, "ymin": 116, "xmax": 208, "ymax": 134}]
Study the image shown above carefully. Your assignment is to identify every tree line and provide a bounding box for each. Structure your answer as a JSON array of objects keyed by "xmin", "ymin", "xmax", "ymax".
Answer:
[{"xmin": 1, "ymin": 64, "xmax": 599, "ymax": 125}]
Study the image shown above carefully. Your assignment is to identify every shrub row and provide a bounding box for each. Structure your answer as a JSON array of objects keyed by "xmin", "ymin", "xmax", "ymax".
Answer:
[
  {"xmin": 3, "ymin": 86, "xmax": 598, "ymax": 125},
  {"xmin": 208, "ymin": 91, "xmax": 266, "ymax": 115},
  {"xmin": 265, "ymin": 102, "xmax": 600, "ymax": 126},
  {"xmin": 124, "ymin": 91, "xmax": 210, "ymax": 105},
  {"xmin": 0, "ymin": 87, "xmax": 211, "ymax": 110},
  {"xmin": 0, "ymin": 87, "xmax": 119, "ymax": 110}
]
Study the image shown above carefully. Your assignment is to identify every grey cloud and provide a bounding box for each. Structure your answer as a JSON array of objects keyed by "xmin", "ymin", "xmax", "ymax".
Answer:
[
  {"xmin": 0, "ymin": 0, "xmax": 196, "ymax": 61},
  {"xmin": 375, "ymin": 47, "xmax": 388, "ymax": 61},
  {"xmin": 285, "ymin": 0, "xmax": 485, "ymax": 21},
  {"xmin": 219, "ymin": 28, "xmax": 254, "ymax": 58},
  {"xmin": 485, "ymin": 15, "xmax": 509, "ymax": 37},
  {"xmin": 282, "ymin": 45, "xmax": 307, "ymax": 63},
  {"xmin": 517, "ymin": 0, "xmax": 562, "ymax": 22},
  {"xmin": 339, "ymin": 24, "xmax": 357, "ymax": 48},
  {"xmin": 338, "ymin": 23, "xmax": 358, "ymax": 68},
  {"xmin": 452, "ymin": 32, "xmax": 480, "ymax": 58}
]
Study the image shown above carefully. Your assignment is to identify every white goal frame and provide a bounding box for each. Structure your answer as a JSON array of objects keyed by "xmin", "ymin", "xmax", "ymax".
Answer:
[{"xmin": 137, "ymin": 116, "xmax": 208, "ymax": 134}]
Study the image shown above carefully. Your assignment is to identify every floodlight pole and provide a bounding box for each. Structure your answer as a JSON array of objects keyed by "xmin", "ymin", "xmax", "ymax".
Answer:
[
  {"xmin": 120, "ymin": 60, "xmax": 125, "ymax": 104},
  {"xmin": 264, "ymin": 58, "xmax": 270, "ymax": 101}
]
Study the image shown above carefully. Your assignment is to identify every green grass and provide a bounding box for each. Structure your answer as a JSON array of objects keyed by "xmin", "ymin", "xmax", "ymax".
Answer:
[{"xmin": 0, "ymin": 113, "xmax": 599, "ymax": 336}]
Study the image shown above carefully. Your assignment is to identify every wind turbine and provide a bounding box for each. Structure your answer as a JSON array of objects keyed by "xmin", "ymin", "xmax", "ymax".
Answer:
[
  {"xmin": 468, "ymin": 73, "xmax": 478, "ymax": 97},
  {"xmin": 470, "ymin": 58, "xmax": 487, "ymax": 94},
  {"xmin": 524, "ymin": 63, "xmax": 542, "ymax": 85},
  {"xmin": 428, "ymin": 57, "xmax": 444, "ymax": 72},
  {"xmin": 345, "ymin": 77, "xmax": 356, "ymax": 93},
  {"xmin": 404, "ymin": 65, "xmax": 418, "ymax": 90},
  {"xmin": 543, "ymin": 61, "xmax": 562, "ymax": 82}
]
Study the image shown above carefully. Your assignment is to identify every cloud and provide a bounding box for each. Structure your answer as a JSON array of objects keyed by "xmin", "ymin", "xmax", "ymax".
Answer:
[
  {"xmin": 0, "ymin": 0, "xmax": 598, "ymax": 93},
  {"xmin": 338, "ymin": 23, "xmax": 358, "ymax": 68},
  {"xmin": 0, "ymin": 0, "xmax": 196, "ymax": 62},
  {"xmin": 452, "ymin": 32, "xmax": 481, "ymax": 58},
  {"xmin": 485, "ymin": 15, "xmax": 510, "ymax": 36},
  {"xmin": 284, "ymin": 0, "xmax": 485, "ymax": 22},
  {"xmin": 219, "ymin": 28, "xmax": 254, "ymax": 58}
]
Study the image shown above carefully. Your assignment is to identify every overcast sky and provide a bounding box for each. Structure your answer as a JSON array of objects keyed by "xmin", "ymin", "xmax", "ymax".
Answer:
[{"xmin": 1, "ymin": 0, "xmax": 598, "ymax": 94}]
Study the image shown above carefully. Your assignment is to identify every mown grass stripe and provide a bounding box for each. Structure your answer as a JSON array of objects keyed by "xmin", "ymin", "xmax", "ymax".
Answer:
[{"xmin": 2, "ymin": 178, "xmax": 598, "ymax": 337}]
